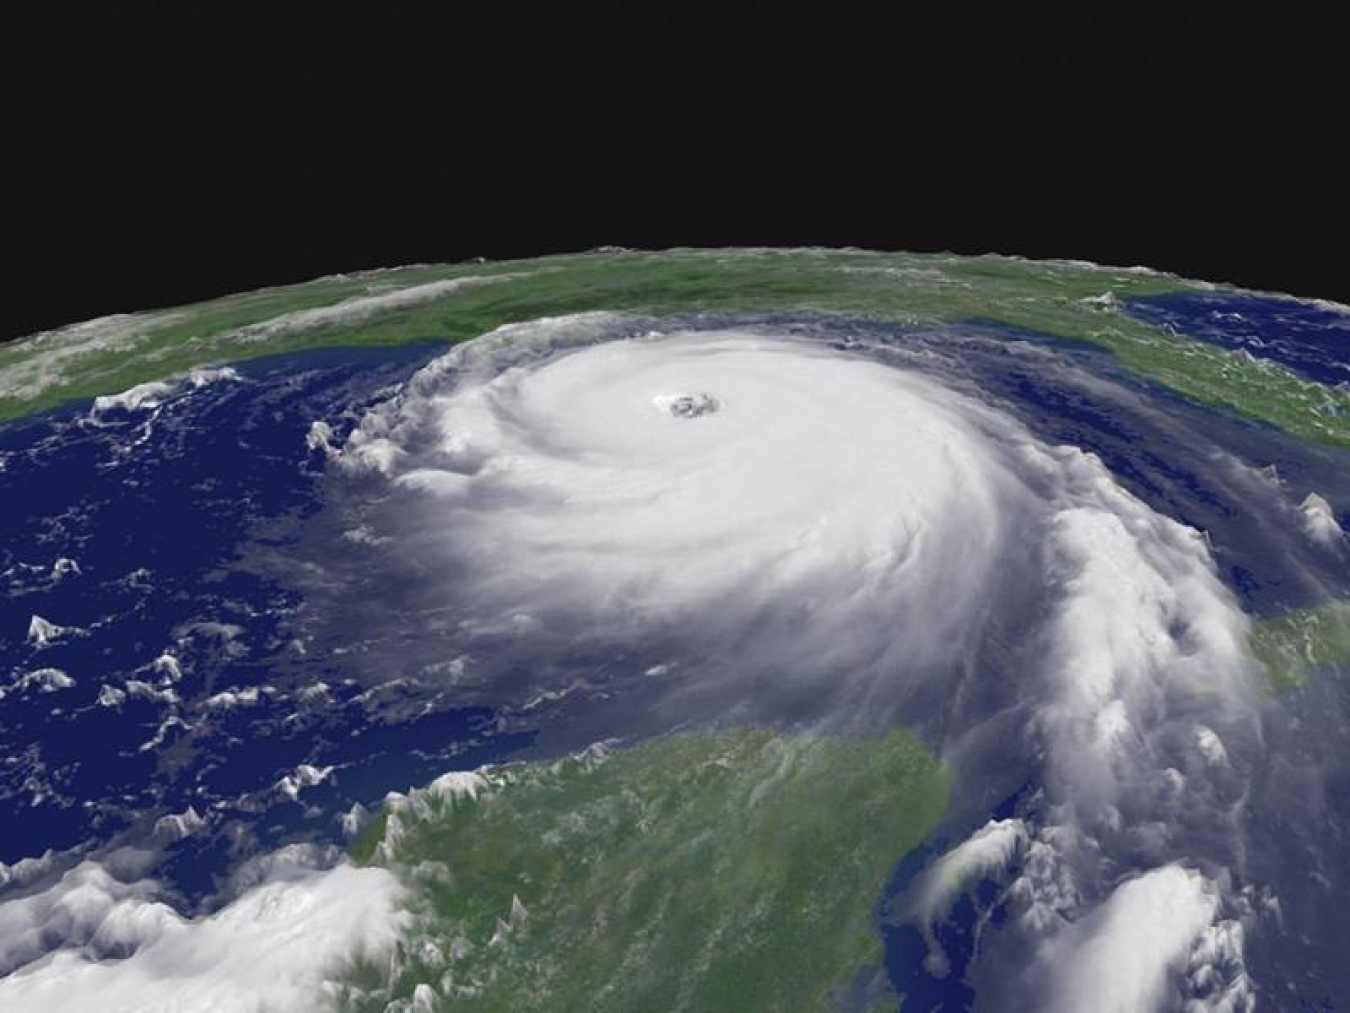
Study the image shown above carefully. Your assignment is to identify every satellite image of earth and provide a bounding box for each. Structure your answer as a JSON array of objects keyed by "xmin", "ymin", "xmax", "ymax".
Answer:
[{"xmin": 1, "ymin": 248, "xmax": 1348, "ymax": 1012}]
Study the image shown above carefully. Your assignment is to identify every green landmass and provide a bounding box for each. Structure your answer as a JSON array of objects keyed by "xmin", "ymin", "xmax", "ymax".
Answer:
[
  {"xmin": 1250, "ymin": 601, "xmax": 1350, "ymax": 693},
  {"xmin": 337, "ymin": 726, "xmax": 949, "ymax": 1012},
  {"xmin": 3, "ymin": 248, "xmax": 1349, "ymax": 447}
]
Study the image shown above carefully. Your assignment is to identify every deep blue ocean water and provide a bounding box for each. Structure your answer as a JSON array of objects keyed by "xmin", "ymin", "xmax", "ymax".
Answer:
[
  {"xmin": 1124, "ymin": 290, "xmax": 1350, "ymax": 387},
  {"xmin": 0, "ymin": 343, "xmax": 534, "ymax": 898}
]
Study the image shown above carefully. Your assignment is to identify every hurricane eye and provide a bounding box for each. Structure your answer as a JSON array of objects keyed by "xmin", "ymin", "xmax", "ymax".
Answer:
[{"xmin": 653, "ymin": 392, "xmax": 719, "ymax": 418}]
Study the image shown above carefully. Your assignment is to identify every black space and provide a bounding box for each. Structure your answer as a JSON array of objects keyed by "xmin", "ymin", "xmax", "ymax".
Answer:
[{"xmin": 3, "ymin": 2, "xmax": 1344, "ymax": 340}]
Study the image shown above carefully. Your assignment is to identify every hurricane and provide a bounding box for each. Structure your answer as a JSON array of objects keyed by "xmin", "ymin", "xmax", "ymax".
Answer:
[{"xmin": 311, "ymin": 314, "xmax": 1265, "ymax": 1009}]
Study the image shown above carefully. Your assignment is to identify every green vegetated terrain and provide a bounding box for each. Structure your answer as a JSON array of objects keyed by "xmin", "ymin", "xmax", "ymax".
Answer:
[
  {"xmin": 338, "ymin": 727, "xmax": 949, "ymax": 1013},
  {"xmin": 1250, "ymin": 600, "xmax": 1350, "ymax": 693},
  {"xmin": 3, "ymin": 248, "xmax": 1349, "ymax": 447}
]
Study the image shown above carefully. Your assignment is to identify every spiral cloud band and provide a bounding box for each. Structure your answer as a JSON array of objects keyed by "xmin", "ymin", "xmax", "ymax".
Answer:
[
  {"xmin": 324, "ymin": 315, "xmax": 1264, "ymax": 1009},
  {"xmin": 344, "ymin": 324, "xmax": 1018, "ymax": 697}
]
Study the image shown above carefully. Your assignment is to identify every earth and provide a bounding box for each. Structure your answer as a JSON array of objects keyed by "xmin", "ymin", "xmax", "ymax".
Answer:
[{"xmin": 1, "ymin": 248, "xmax": 1348, "ymax": 1012}]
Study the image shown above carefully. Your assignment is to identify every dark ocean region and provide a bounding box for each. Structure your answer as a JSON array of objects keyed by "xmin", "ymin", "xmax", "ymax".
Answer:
[
  {"xmin": 0, "ymin": 342, "xmax": 532, "ymax": 901},
  {"xmin": 1124, "ymin": 289, "xmax": 1350, "ymax": 388}
]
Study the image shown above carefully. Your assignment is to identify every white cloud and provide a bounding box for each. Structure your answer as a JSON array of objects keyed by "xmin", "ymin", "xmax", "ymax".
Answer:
[
  {"xmin": 907, "ymin": 819, "xmax": 1027, "ymax": 928},
  {"xmin": 1, "ymin": 668, "xmax": 75, "ymax": 699},
  {"xmin": 275, "ymin": 764, "xmax": 336, "ymax": 802},
  {"xmin": 0, "ymin": 859, "xmax": 406, "ymax": 1013},
  {"xmin": 1299, "ymin": 492, "xmax": 1344, "ymax": 547},
  {"xmin": 0, "ymin": 271, "xmax": 518, "ymax": 406},
  {"xmin": 88, "ymin": 366, "xmax": 240, "ymax": 419},
  {"xmin": 0, "ymin": 312, "xmax": 187, "ymax": 402},
  {"xmin": 1037, "ymin": 865, "xmax": 1227, "ymax": 1013},
  {"xmin": 903, "ymin": 819, "xmax": 1028, "ymax": 977},
  {"xmin": 26, "ymin": 614, "xmax": 79, "ymax": 648},
  {"xmin": 1194, "ymin": 727, "xmax": 1229, "ymax": 767},
  {"xmin": 339, "ymin": 321, "xmax": 1019, "ymax": 691},
  {"xmin": 152, "ymin": 807, "xmax": 205, "ymax": 844},
  {"xmin": 225, "ymin": 274, "xmax": 526, "ymax": 346}
]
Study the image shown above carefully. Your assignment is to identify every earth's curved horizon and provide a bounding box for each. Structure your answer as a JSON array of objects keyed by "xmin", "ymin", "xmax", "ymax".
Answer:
[{"xmin": 1, "ymin": 248, "xmax": 1347, "ymax": 1012}]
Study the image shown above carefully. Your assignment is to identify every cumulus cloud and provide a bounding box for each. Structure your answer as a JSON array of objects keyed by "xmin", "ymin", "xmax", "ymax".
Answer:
[
  {"xmin": 1035, "ymin": 865, "xmax": 1229, "ymax": 1013},
  {"xmin": 0, "ymin": 857, "xmax": 406, "ymax": 1013},
  {"xmin": 1299, "ymin": 492, "xmax": 1344, "ymax": 547},
  {"xmin": 943, "ymin": 443, "xmax": 1257, "ymax": 1008},
  {"xmin": 88, "ymin": 366, "xmax": 239, "ymax": 418},
  {"xmin": 25, "ymin": 614, "xmax": 79, "ymax": 648},
  {"xmin": 1, "ymin": 667, "xmax": 74, "ymax": 698},
  {"xmin": 275, "ymin": 763, "xmax": 337, "ymax": 801}
]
